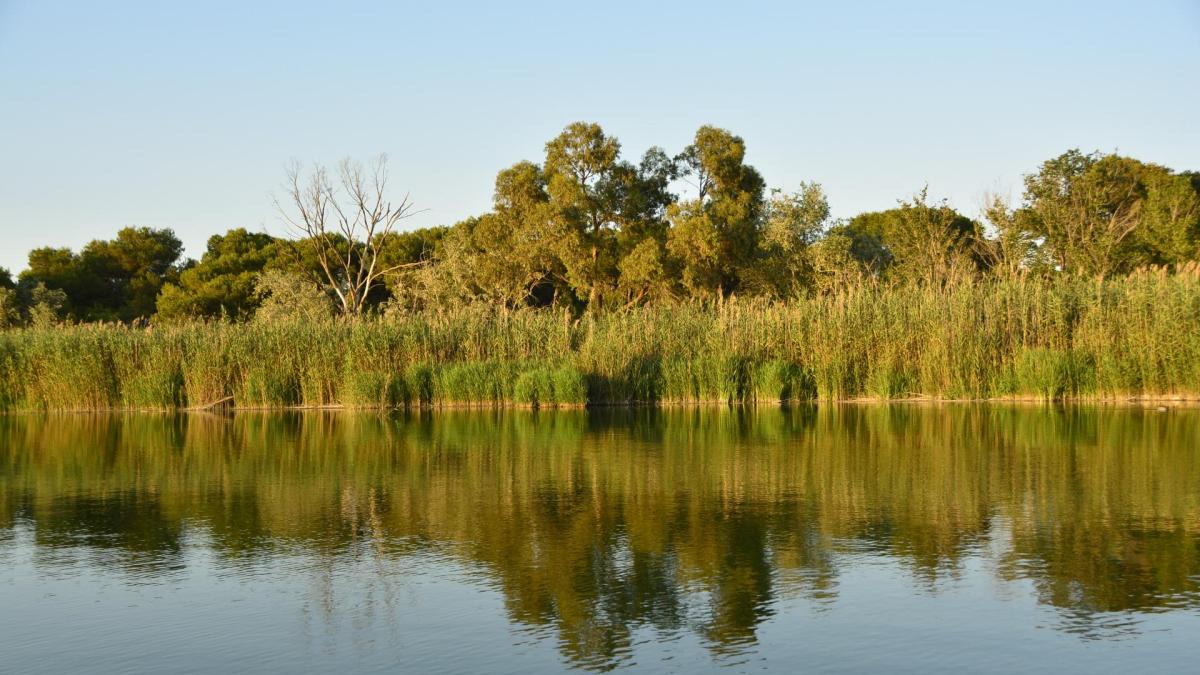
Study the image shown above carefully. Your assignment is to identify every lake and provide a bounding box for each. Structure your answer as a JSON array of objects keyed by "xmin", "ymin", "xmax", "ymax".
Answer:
[{"xmin": 2, "ymin": 406, "xmax": 1199, "ymax": 673}]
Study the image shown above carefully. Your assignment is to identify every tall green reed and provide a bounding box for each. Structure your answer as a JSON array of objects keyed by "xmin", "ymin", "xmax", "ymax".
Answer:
[{"xmin": 0, "ymin": 269, "xmax": 1196, "ymax": 410}]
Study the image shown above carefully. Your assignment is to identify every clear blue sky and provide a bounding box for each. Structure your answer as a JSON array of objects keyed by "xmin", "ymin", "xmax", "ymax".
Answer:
[{"xmin": 1, "ymin": 0, "xmax": 1198, "ymax": 273}]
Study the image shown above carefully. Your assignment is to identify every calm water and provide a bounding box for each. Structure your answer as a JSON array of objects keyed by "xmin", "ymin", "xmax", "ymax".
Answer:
[{"xmin": 2, "ymin": 406, "xmax": 1199, "ymax": 673}]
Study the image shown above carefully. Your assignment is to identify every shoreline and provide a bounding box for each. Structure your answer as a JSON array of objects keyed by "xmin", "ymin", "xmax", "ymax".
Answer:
[{"xmin": 3, "ymin": 394, "xmax": 1199, "ymax": 415}]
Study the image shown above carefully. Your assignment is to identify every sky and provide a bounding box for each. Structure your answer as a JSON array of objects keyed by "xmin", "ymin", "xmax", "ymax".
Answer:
[{"xmin": 1, "ymin": 0, "xmax": 1198, "ymax": 273}]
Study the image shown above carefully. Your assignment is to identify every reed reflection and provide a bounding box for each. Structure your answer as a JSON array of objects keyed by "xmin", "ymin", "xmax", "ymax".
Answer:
[{"xmin": 1, "ymin": 406, "xmax": 1198, "ymax": 667}]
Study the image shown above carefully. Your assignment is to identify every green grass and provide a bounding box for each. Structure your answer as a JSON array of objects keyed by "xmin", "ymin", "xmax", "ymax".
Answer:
[{"xmin": 1, "ymin": 269, "xmax": 1199, "ymax": 410}]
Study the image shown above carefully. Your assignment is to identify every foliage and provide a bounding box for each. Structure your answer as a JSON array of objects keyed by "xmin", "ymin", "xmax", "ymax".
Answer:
[
  {"xmin": 1, "ymin": 270, "xmax": 1198, "ymax": 410},
  {"xmin": 1019, "ymin": 150, "xmax": 1200, "ymax": 276},
  {"xmin": 252, "ymin": 270, "xmax": 334, "ymax": 323},
  {"xmin": 157, "ymin": 228, "xmax": 280, "ymax": 319},
  {"xmin": 26, "ymin": 283, "xmax": 68, "ymax": 329},
  {"xmin": 18, "ymin": 227, "xmax": 184, "ymax": 322},
  {"xmin": 0, "ymin": 287, "xmax": 19, "ymax": 329}
]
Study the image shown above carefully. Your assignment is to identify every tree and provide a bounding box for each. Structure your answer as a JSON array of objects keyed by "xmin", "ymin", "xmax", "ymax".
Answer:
[
  {"xmin": 253, "ymin": 270, "xmax": 333, "ymax": 323},
  {"xmin": 978, "ymin": 194, "xmax": 1042, "ymax": 278},
  {"xmin": 89, "ymin": 227, "xmax": 185, "ymax": 320},
  {"xmin": 665, "ymin": 199, "xmax": 723, "ymax": 297},
  {"xmin": 667, "ymin": 126, "xmax": 766, "ymax": 297},
  {"xmin": 617, "ymin": 238, "xmax": 673, "ymax": 306},
  {"xmin": 20, "ymin": 227, "xmax": 183, "ymax": 321},
  {"xmin": 886, "ymin": 188, "xmax": 984, "ymax": 283},
  {"xmin": 753, "ymin": 183, "xmax": 830, "ymax": 296},
  {"xmin": 428, "ymin": 162, "xmax": 568, "ymax": 309},
  {"xmin": 1019, "ymin": 151, "xmax": 1200, "ymax": 275},
  {"xmin": 19, "ymin": 247, "xmax": 92, "ymax": 318},
  {"xmin": 1022, "ymin": 150, "xmax": 1144, "ymax": 276},
  {"xmin": 27, "ymin": 282, "xmax": 67, "ymax": 328},
  {"xmin": 1128, "ymin": 165, "xmax": 1200, "ymax": 266},
  {"xmin": 612, "ymin": 148, "xmax": 678, "ymax": 307},
  {"xmin": 157, "ymin": 228, "xmax": 279, "ymax": 319},
  {"xmin": 544, "ymin": 122, "xmax": 624, "ymax": 308},
  {"xmin": 842, "ymin": 192, "xmax": 982, "ymax": 284},
  {"xmin": 808, "ymin": 227, "xmax": 879, "ymax": 291},
  {"xmin": 437, "ymin": 125, "xmax": 681, "ymax": 312},
  {"xmin": 0, "ymin": 269, "xmax": 17, "ymax": 328},
  {"xmin": 279, "ymin": 155, "xmax": 420, "ymax": 316},
  {"xmin": 373, "ymin": 226, "xmax": 449, "ymax": 310}
]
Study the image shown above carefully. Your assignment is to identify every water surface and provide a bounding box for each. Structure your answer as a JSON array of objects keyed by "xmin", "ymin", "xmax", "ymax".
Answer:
[{"xmin": 2, "ymin": 406, "xmax": 1199, "ymax": 673}]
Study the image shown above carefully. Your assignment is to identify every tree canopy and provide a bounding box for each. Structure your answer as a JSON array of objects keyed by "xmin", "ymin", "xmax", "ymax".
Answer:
[
  {"xmin": 3, "ymin": 126, "xmax": 1198, "ymax": 326},
  {"xmin": 156, "ymin": 228, "xmax": 279, "ymax": 320},
  {"xmin": 19, "ymin": 227, "xmax": 184, "ymax": 322}
]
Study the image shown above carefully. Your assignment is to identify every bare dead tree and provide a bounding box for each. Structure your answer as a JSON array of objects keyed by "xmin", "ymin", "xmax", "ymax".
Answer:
[{"xmin": 276, "ymin": 155, "xmax": 423, "ymax": 316}]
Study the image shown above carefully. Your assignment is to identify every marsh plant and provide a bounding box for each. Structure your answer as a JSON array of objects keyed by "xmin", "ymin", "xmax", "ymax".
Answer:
[{"xmin": 1, "ymin": 269, "xmax": 1197, "ymax": 411}]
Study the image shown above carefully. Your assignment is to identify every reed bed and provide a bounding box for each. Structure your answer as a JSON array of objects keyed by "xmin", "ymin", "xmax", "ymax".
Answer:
[{"xmin": 0, "ymin": 270, "xmax": 1197, "ymax": 411}]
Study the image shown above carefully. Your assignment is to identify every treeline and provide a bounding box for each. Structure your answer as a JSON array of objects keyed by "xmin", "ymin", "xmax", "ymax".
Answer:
[{"xmin": 2, "ymin": 122, "xmax": 1198, "ymax": 325}]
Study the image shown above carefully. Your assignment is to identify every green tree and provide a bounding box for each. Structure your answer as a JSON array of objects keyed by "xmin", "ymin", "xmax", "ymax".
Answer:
[
  {"xmin": 19, "ymin": 227, "xmax": 183, "ymax": 321},
  {"xmin": 1021, "ymin": 150, "xmax": 1146, "ymax": 276},
  {"xmin": 978, "ymin": 194, "xmax": 1043, "ymax": 278},
  {"xmin": 430, "ymin": 162, "xmax": 567, "ymax": 308},
  {"xmin": 617, "ymin": 238, "xmax": 672, "ymax": 306},
  {"xmin": 667, "ymin": 126, "xmax": 766, "ymax": 297},
  {"xmin": 157, "ymin": 228, "xmax": 279, "ymax": 319},
  {"xmin": 1128, "ymin": 165, "xmax": 1200, "ymax": 266},
  {"xmin": 752, "ymin": 183, "xmax": 831, "ymax": 296},
  {"xmin": 0, "ymin": 269, "xmax": 17, "ymax": 328},
  {"xmin": 27, "ymin": 282, "xmax": 68, "ymax": 328},
  {"xmin": 665, "ymin": 199, "xmax": 722, "ymax": 297},
  {"xmin": 842, "ymin": 192, "xmax": 982, "ymax": 284},
  {"xmin": 886, "ymin": 188, "xmax": 985, "ymax": 283},
  {"xmin": 83, "ymin": 226, "xmax": 185, "ymax": 320},
  {"xmin": 372, "ymin": 226, "xmax": 449, "ymax": 310},
  {"xmin": 19, "ymin": 247, "xmax": 93, "ymax": 318},
  {"xmin": 612, "ymin": 148, "xmax": 678, "ymax": 306},
  {"xmin": 253, "ymin": 269, "xmax": 333, "ymax": 323},
  {"xmin": 544, "ymin": 122, "xmax": 624, "ymax": 308},
  {"xmin": 808, "ymin": 227, "xmax": 874, "ymax": 290}
]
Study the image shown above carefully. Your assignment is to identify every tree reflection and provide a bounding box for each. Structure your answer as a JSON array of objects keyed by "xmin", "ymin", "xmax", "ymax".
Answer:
[{"xmin": 1, "ymin": 405, "xmax": 1198, "ymax": 668}]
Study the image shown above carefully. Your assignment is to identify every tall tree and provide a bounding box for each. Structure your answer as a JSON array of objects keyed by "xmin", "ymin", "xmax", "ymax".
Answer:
[
  {"xmin": 544, "ymin": 122, "xmax": 624, "ymax": 308},
  {"xmin": 1128, "ymin": 165, "xmax": 1200, "ymax": 266},
  {"xmin": 1021, "ymin": 150, "xmax": 1144, "ymax": 276},
  {"xmin": 978, "ymin": 194, "xmax": 1042, "ymax": 278},
  {"xmin": 431, "ymin": 162, "xmax": 567, "ymax": 308},
  {"xmin": 19, "ymin": 247, "xmax": 94, "ymax": 318},
  {"xmin": 667, "ymin": 126, "xmax": 766, "ymax": 297},
  {"xmin": 611, "ymin": 148, "xmax": 678, "ymax": 307}
]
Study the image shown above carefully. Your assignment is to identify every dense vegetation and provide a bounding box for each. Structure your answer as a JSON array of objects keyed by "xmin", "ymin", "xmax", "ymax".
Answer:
[
  {"xmin": 0, "ymin": 270, "xmax": 1196, "ymax": 410},
  {"xmin": 1, "ymin": 122, "xmax": 1197, "ymax": 409}
]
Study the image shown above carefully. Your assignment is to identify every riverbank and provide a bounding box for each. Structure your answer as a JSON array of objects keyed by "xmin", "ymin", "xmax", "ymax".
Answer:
[{"xmin": 1, "ymin": 271, "xmax": 1197, "ymax": 412}]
